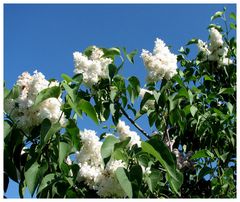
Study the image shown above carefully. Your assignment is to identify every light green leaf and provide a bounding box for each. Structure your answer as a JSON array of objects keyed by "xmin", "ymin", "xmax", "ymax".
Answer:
[
  {"xmin": 218, "ymin": 87, "xmax": 235, "ymax": 95},
  {"xmin": 211, "ymin": 11, "xmax": 224, "ymax": 21},
  {"xmin": 101, "ymin": 136, "xmax": 119, "ymax": 160},
  {"xmin": 78, "ymin": 99, "xmax": 99, "ymax": 124},
  {"xmin": 59, "ymin": 141, "xmax": 72, "ymax": 166},
  {"xmin": 141, "ymin": 139, "xmax": 183, "ymax": 195},
  {"xmin": 190, "ymin": 149, "xmax": 214, "ymax": 160},
  {"xmin": 4, "ymin": 121, "xmax": 12, "ymax": 139},
  {"xmin": 188, "ymin": 90, "xmax": 193, "ymax": 105},
  {"xmin": 230, "ymin": 23, "xmax": 236, "ymax": 30},
  {"xmin": 115, "ymin": 167, "xmax": 133, "ymax": 198},
  {"xmin": 34, "ymin": 86, "xmax": 61, "ymax": 106},
  {"xmin": 37, "ymin": 173, "xmax": 56, "ymax": 194},
  {"xmin": 146, "ymin": 170, "xmax": 162, "ymax": 192},
  {"xmin": 61, "ymin": 73, "xmax": 73, "ymax": 83},
  {"xmin": 24, "ymin": 161, "xmax": 41, "ymax": 196},
  {"xmin": 127, "ymin": 49, "xmax": 138, "ymax": 64},
  {"xmin": 229, "ymin": 12, "xmax": 236, "ymax": 21},
  {"xmin": 190, "ymin": 105, "xmax": 198, "ymax": 117},
  {"xmin": 227, "ymin": 102, "xmax": 233, "ymax": 114}
]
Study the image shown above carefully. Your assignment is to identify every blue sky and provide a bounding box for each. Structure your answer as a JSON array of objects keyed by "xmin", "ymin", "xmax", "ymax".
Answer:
[{"xmin": 4, "ymin": 3, "xmax": 236, "ymax": 198}]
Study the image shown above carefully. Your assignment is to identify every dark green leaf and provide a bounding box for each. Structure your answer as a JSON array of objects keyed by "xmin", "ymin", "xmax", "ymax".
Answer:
[
  {"xmin": 116, "ymin": 167, "xmax": 133, "ymax": 198},
  {"xmin": 186, "ymin": 38, "xmax": 198, "ymax": 45},
  {"xmin": 40, "ymin": 119, "xmax": 61, "ymax": 148},
  {"xmin": 78, "ymin": 99, "xmax": 99, "ymax": 124}
]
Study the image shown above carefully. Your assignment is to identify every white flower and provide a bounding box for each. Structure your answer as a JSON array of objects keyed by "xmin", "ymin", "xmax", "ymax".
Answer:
[
  {"xmin": 141, "ymin": 165, "xmax": 152, "ymax": 175},
  {"xmin": 209, "ymin": 28, "xmax": 224, "ymax": 50},
  {"xmin": 141, "ymin": 38, "xmax": 177, "ymax": 82},
  {"xmin": 75, "ymin": 129, "xmax": 126, "ymax": 197},
  {"xmin": 96, "ymin": 159, "xmax": 126, "ymax": 198},
  {"xmin": 73, "ymin": 46, "xmax": 113, "ymax": 86},
  {"xmin": 4, "ymin": 70, "xmax": 67, "ymax": 132},
  {"xmin": 197, "ymin": 28, "xmax": 232, "ymax": 66},
  {"xmin": 139, "ymin": 88, "xmax": 153, "ymax": 98},
  {"xmin": 116, "ymin": 120, "xmax": 141, "ymax": 148}
]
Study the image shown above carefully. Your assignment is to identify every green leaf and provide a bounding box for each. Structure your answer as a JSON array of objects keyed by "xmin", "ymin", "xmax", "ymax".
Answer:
[
  {"xmin": 146, "ymin": 170, "xmax": 162, "ymax": 192},
  {"xmin": 101, "ymin": 136, "xmax": 119, "ymax": 160},
  {"xmin": 34, "ymin": 86, "xmax": 61, "ymax": 106},
  {"xmin": 229, "ymin": 12, "xmax": 236, "ymax": 21},
  {"xmin": 4, "ymin": 121, "xmax": 12, "ymax": 140},
  {"xmin": 227, "ymin": 102, "xmax": 233, "ymax": 114},
  {"xmin": 127, "ymin": 49, "xmax": 138, "ymax": 64},
  {"xmin": 25, "ymin": 161, "xmax": 40, "ymax": 195},
  {"xmin": 59, "ymin": 141, "xmax": 72, "ymax": 166},
  {"xmin": 114, "ymin": 137, "xmax": 131, "ymax": 150},
  {"xmin": 4, "ymin": 148, "xmax": 18, "ymax": 183},
  {"xmin": 116, "ymin": 167, "xmax": 133, "ymax": 198},
  {"xmin": 204, "ymin": 75, "xmax": 214, "ymax": 81},
  {"xmin": 5, "ymin": 85, "xmax": 20, "ymax": 100},
  {"xmin": 211, "ymin": 11, "xmax": 224, "ymax": 21},
  {"xmin": 78, "ymin": 99, "xmax": 99, "ymax": 124},
  {"xmin": 218, "ymin": 87, "xmax": 235, "ymax": 95},
  {"xmin": 190, "ymin": 149, "xmax": 214, "ymax": 160},
  {"xmin": 141, "ymin": 138, "xmax": 183, "ymax": 195},
  {"xmin": 37, "ymin": 174, "xmax": 56, "ymax": 194},
  {"xmin": 40, "ymin": 119, "xmax": 61, "ymax": 148},
  {"xmin": 129, "ymin": 165, "xmax": 143, "ymax": 185},
  {"xmin": 128, "ymin": 76, "xmax": 140, "ymax": 103},
  {"xmin": 62, "ymin": 83, "xmax": 75, "ymax": 101},
  {"xmin": 190, "ymin": 105, "xmax": 198, "ymax": 117},
  {"xmin": 72, "ymin": 73, "xmax": 83, "ymax": 83},
  {"xmin": 103, "ymin": 47, "xmax": 121, "ymax": 59},
  {"xmin": 176, "ymin": 87, "xmax": 189, "ymax": 99},
  {"xmin": 188, "ymin": 90, "xmax": 193, "ymax": 105},
  {"xmin": 108, "ymin": 64, "xmax": 118, "ymax": 80},
  {"xmin": 186, "ymin": 38, "xmax": 198, "ymax": 45},
  {"xmin": 61, "ymin": 73, "xmax": 73, "ymax": 83},
  {"xmin": 230, "ymin": 23, "xmax": 236, "ymax": 30}
]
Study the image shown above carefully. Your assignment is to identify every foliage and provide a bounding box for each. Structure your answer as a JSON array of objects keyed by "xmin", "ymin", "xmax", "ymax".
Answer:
[{"xmin": 4, "ymin": 9, "xmax": 236, "ymax": 198}]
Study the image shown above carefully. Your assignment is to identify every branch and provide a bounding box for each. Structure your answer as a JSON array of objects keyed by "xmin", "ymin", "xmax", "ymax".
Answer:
[{"xmin": 119, "ymin": 106, "xmax": 151, "ymax": 139}]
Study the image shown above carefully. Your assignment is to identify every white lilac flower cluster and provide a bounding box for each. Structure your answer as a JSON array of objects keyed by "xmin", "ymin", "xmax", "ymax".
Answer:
[
  {"xmin": 4, "ymin": 71, "xmax": 66, "ymax": 131},
  {"xmin": 75, "ymin": 129, "xmax": 126, "ymax": 198},
  {"xmin": 116, "ymin": 120, "xmax": 141, "ymax": 148},
  {"xmin": 141, "ymin": 38, "xmax": 178, "ymax": 82},
  {"xmin": 73, "ymin": 46, "xmax": 113, "ymax": 86},
  {"xmin": 76, "ymin": 122, "xmax": 142, "ymax": 197},
  {"xmin": 197, "ymin": 27, "xmax": 232, "ymax": 66}
]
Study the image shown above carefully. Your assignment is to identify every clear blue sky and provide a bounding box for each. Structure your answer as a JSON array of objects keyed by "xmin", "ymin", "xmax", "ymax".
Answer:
[{"xmin": 4, "ymin": 3, "xmax": 236, "ymax": 198}]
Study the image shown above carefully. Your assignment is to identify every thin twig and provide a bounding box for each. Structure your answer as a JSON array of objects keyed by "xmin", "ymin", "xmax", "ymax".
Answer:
[{"xmin": 119, "ymin": 106, "xmax": 151, "ymax": 139}]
